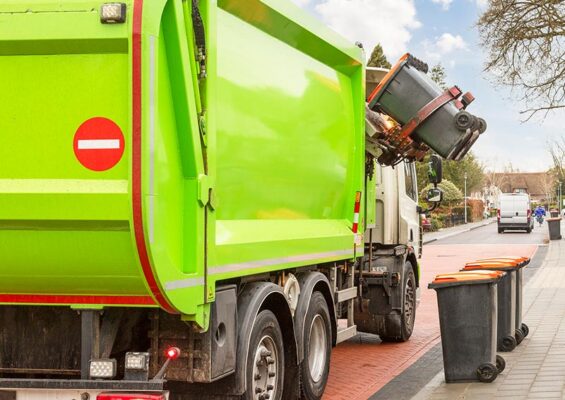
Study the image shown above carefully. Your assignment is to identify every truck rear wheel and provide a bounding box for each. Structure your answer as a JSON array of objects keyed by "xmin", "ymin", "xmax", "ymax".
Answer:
[
  {"xmin": 245, "ymin": 310, "xmax": 284, "ymax": 400},
  {"xmin": 300, "ymin": 291, "xmax": 332, "ymax": 400},
  {"xmin": 380, "ymin": 262, "xmax": 416, "ymax": 342}
]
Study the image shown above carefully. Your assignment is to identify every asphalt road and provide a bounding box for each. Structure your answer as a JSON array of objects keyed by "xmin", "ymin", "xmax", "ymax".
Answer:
[{"xmin": 435, "ymin": 220, "xmax": 549, "ymax": 245}]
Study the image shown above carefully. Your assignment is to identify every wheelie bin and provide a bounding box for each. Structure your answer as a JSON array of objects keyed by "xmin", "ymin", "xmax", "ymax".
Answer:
[
  {"xmin": 429, "ymin": 271, "xmax": 506, "ymax": 383},
  {"xmin": 547, "ymin": 217, "xmax": 562, "ymax": 240},
  {"xmin": 367, "ymin": 54, "xmax": 486, "ymax": 160},
  {"xmin": 463, "ymin": 261, "xmax": 523, "ymax": 350},
  {"xmin": 474, "ymin": 256, "xmax": 531, "ymax": 341}
]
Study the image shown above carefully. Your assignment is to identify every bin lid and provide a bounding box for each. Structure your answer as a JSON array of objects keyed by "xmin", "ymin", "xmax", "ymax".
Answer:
[
  {"xmin": 547, "ymin": 217, "xmax": 562, "ymax": 221},
  {"xmin": 428, "ymin": 270, "xmax": 503, "ymax": 289},
  {"xmin": 367, "ymin": 54, "xmax": 409, "ymax": 104},
  {"xmin": 463, "ymin": 261, "xmax": 520, "ymax": 271},
  {"xmin": 458, "ymin": 270, "xmax": 506, "ymax": 278},
  {"xmin": 474, "ymin": 256, "xmax": 530, "ymax": 268}
]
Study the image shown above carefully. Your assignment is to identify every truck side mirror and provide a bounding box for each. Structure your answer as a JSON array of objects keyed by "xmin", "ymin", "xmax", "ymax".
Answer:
[
  {"xmin": 427, "ymin": 187, "xmax": 443, "ymax": 203},
  {"xmin": 428, "ymin": 154, "xmax": 443, "ymax": 185}
]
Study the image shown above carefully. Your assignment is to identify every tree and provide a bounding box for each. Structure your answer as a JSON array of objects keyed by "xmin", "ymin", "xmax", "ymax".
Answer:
[
  {"xmin": 548, "ymin": 137, "xmax": 565, "ymax": 183},
  {"xmin": 421, "ymin": 179, "xmax": 463, "ymax": 205},
  {"xmin": 416, "ymin": 153, "xmax": 485, "ymax": 195},
  {"xmin": 367, "ymin": 44, "xmax": 392, "ymax": 69},
  {"xmin": 429, "ymin": 63, "xmax": 448, "ymax": 90},
  {"xmin": 442, "ymin": 153, "xmax": 485, "ymax": 194},
  {"xmin": 539, "ymin": 171, "xmax": 556, "ymax": 205},
  {"xmin": 478, "ymin": 1, "xmax": 565, "ymax": 119},
  {"xmin": 416, "ymin": 154, "xmax": 431, "ymax": 192}
]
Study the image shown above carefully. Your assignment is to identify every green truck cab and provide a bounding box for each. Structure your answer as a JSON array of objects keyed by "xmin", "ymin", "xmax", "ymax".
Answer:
[{"xmin": 0, "ymin": 1, "xmax": 483, "ymax": 399}]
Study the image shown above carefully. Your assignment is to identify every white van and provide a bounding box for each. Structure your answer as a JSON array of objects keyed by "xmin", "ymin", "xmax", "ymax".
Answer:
[{"xmin": 498, "ymin": 193, "xmax": 533, "ymax": 233}]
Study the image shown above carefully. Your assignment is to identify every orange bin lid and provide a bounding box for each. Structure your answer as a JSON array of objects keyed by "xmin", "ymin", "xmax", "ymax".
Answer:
[
  {"xmin": 463, "ymin": 261, "xmax": 520, "ymax": 271},
  {"xmin": 432, "ymin": 270, "xmax": 504, "ymax": 285},
  {"xmin": 474, "ymin": 256, "xmax": 530, "ymax": 266}
]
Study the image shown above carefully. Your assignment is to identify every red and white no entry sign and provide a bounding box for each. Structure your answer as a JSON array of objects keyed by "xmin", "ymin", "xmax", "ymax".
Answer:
[{"xmin": 73, "ymin": 117, "xmax": 125, "ymax": 171}]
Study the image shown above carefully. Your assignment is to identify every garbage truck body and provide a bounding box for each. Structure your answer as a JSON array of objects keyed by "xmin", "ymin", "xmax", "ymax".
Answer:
[{"xmin": 0, "ymin": 1, "xmax": 485, "ymax": 399}]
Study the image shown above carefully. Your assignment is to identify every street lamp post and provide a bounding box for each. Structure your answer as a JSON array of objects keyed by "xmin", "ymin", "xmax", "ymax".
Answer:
[
  {"xmin": 557, "ymin": 181, "xmax": 563, "ymax": 216},
  {"xmin": 464, "ymin": 172, "xmax": 468, "ymax": 224}
]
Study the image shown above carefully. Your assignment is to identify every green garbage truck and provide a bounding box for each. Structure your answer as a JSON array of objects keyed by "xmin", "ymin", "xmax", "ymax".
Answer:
[{"xmin": 0, "ymin": 1, "xmax": 485, "ymax": 399}]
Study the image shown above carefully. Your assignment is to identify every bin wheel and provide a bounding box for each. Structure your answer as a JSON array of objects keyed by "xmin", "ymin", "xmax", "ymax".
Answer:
[
  {"xmin": 379, "ymin": 262, "xmax": 416, "ymax": 342},
  {"xmin": 477, "ymin": 363, "xmax": 498, "ymax": 383},
  {"xmin": 477, "ymin": 117, "xmax": 487, "ymax": 134},
  {"xmin": 455, "ymin": 110, "xmax": 475, "ymax": 131},
  {"xmin": 500, "ymin": 335, "xmax": 517, "ymax": 352},
  {"xmin": 515, "ymin": 328, "xmax": 525, "ymax": 345},
  {"xmin": 521, "ymin": 323, "xmax": 530, "ymax": 338},
  {"xmin": 496, "ymin": 355, "xmax": 506, "ymax": 373}
]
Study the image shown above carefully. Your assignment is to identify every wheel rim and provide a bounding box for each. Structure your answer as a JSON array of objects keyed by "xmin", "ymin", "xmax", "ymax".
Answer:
[
  {"xmin": 308, "ymin": 315, "xmax": 327, "ymax": 383},
  {"xmin": 403, "ymin": 275, "xmax": 415, "ymax": 326},
  {"xmin": 252, "ymin": 335, "xmax": 279, "ymax": 400}
]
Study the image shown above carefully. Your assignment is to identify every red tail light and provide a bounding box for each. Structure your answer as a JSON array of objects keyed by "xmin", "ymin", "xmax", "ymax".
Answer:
[
  {"xmin": 497, "ymin": 209, "xmax": 500, "ymax": 222},
  {"xmin": 97, "ymin": 394, "xmax": 166, "ymax": 400},
  {"xmin": 527, "ymin": 209, "xmax": 531, "ymax": 222},
  {"xmin": 165, "ymin": 346, "xmax": 181, "ymax": 360}
]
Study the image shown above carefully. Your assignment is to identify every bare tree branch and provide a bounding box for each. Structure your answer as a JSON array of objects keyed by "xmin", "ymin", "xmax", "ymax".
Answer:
[{"xmin": 478, "ymin": 0, "xmax": 565, "ymax": 120}]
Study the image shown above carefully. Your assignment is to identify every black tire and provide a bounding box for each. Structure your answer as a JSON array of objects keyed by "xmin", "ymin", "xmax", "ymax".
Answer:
[
  {"xmin": 244, "ymin": 310, "xmax": 284, "ymax": 400},
  {"xmin": 498, "ymin": 228, "xmax": 504, "ymax": 234},
  {"xmin": 526, "ymin": 228, "xmax": 532, "ymax": 234},
  {"xmin": 455, "ymin": 110, "xmax": 474, "ymax": 131},
  {"xmin": 499, "ymin": 335, "xmax": 517, "ymax": 352},
  {"xmin": 521, "ymin": 323, "xmax": 530, "ymax": 338},
  {"xmin": 300, "ymin": 292, "xmax": 332, "ymax": 400},
  {"xmin": 380, "ymin": 262, "xmax": 416, "ymax": 342},
  {"xmin": 515, "ymin": 328, "xmax": 525, "ymax": 345},
  {"xmin": 477, "ymin": 363, "xmax": 498, "ymax": 383},
  {"xmin": 496, "ymin": 355, "xmax": 506, "ymax": 373},
  {"xmin": 477, "ymin": 117, "xmax": 487, "ymax": 134}
]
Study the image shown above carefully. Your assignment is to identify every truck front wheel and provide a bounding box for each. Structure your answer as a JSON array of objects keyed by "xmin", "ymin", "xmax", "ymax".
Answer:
[
  {"xmin": 380, "ymin": 262, "xmax": 416, "ymax": 342},
  {"xmin": 300, "ymin": 291, "xmax": 332, "ymax": 400},
  {"xmin": 245, "ymin": 310, "xmax": 284, "ymax": 400}
]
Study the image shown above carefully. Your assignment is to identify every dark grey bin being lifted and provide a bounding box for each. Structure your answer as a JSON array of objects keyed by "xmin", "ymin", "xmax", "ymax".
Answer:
[
  {"xmin": 367, "ymin": 54, "xmax": 486, "ymax": 160},
  {"xmin": 547, "ymin": 217, "xmax": 562, "ymax": 240},
  {"xmin": 429, "ymin": 272, "xmax": 505, "ymax": 383}
]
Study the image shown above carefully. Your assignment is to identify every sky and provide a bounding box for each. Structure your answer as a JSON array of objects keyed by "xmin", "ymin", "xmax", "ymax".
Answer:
[{"xmin": 289, "ymin": 0, "xmax": 565, "ymax": 172}]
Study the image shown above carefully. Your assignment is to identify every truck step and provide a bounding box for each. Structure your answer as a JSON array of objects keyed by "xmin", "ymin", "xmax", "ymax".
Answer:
[
  {"xmin": 336, "ymin": 325, "xmax": 357, "ymax": 344},
  {"xmin": 336, "ymin": 287, "xmax": 357, "ymax": 303}
]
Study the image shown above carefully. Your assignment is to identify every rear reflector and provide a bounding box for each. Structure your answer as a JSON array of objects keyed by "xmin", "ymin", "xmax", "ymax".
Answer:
[{"xmin": 97, "ymin": 394, "xmax": 166, "ymax": 400}]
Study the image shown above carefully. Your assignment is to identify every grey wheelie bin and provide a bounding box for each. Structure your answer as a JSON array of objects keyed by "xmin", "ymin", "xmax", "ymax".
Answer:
[
  {"xmin": 429, "ymin": 271, "xmax": 506, "ymax": 383},
  {"xmin": 463, "ymin": 261, "xmax": 523, "ymax": 350},
  {"xmin": 474, "ymin": 256, "xmax": 531, "ymax": 341},
  {"xmin": 367, "ymin": 54, "xmax": 486, "ymax": 160},
  {"xmin": 547, "ymin": 217, "xmax": 562, "ymax": 240}
]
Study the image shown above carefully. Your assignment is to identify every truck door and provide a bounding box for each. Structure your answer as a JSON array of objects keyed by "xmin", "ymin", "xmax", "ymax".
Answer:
[{"xmin": 399, "ymin": 162, "xmax": 420, "ymax": 253}]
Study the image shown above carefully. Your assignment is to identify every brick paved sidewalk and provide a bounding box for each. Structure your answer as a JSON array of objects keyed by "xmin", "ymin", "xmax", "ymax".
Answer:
[{"xmin": 412, "ymin": 238, "xmax": 565, "ymax": 400}]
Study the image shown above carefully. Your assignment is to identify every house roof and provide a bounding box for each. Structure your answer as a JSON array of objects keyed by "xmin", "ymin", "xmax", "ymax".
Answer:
[{"xmin": 486, "ymin": 172, "xmax": 555, "ymax": 197}]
